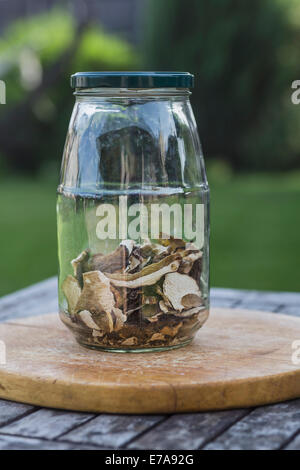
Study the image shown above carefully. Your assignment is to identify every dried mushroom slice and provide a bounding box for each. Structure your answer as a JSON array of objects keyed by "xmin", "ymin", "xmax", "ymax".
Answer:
[
  {"xmin": 163, "ymin": 272, "xmax": 202, "ymax": 311},
  {"xmin": 160, "ymin": 322, "xmax": 183, "ymax": 337},
  {"xmin": 87, "ymin": 245, "xmax": 129, "ymax": 274},
  {"xmin": 125, "ymin": 254, "xmax": 141, "ymax": 273},
  {"xmin": 157, "ymin": 234, "xmax": 186, "ymax": 250},
  {"xmin": 120, "ymin": 239, "xmax": 135, "ymax": 255},
  {"xmin": 122, "ymin": 337, "xmax": 138, "ymax": 346},
  {"xmin": 92, "ymin": 329, "xmax": 105, "ymax": 338},
  {"xmin": 125, "ymin": 243, "xmax": 153, "ymax": 273},
  {"xmin": 188, "ymin": 257, "xmax": 202, "ymax": 281},
  {"xmin": 111, "ymin": 307, "xmax": 126, "ymax": 331},
  {"xmin": 76, "ymin": 271, "xmax": 115, "ymax": 315},
  {"xmin": 159, "ymin": 300, "xmax": 169, "ymax": 313},
  {"xmin": 149, "ymin": 332, "xmax": 165, "ymax": 342},
  {"xmin": 105, "ymin": 253, "xmax": 181, "ymax": 288},
  {"xmin": 179, "ymin": 251, "xmax": 203, "ymax": 274},
  {"xmin": 79, "ymin": 310, "xmax": 102, "ymax": 331},
  {"xmin": 173, "ymin": 306, "xmax": 205, "ymax": 318},
  {"xmin": 85, "ymin": 309, "xmax": 114, "ymax": 334},
  {"xmin": 142, "ymin": 294, "xmax": 157, "ymax": 305},
  {"xmin": 122, "ymin": 287, "xmax": 142, "ymax": 315},
  {"xmin": 110, "ymin": 285, "xmax": 124, "ymax": 308},
  {"xmin": 138, "ymin": 238, "xmax": 154, "ymax": 257},
  {"xmin": 62, "ymin": 275, "xmax": 81, "ymax": 315},
  {"xmin": 181, "ymin": 293, "xmax": 202, "ymax": 308},
  {"xmin": 140, "ymin": 240, "xmax": 170, "ymax": 260},
  {"xmin": 71, "ymin": 250, "xmax": 89, "ymax": 284},
  {"xmin": 142, "ymin": 303, "xmax": 160, "ymax": 318},
  {"xmin": 197, "ymin": 309, "xmax": 209, "ymax": 325},
  {"xmin": 185, "ymin": 242, "xmax": 201, "ymax": 252},
  {"xmin": 155, "ymin": 285, "xmax": 173, "ymax": 309}
]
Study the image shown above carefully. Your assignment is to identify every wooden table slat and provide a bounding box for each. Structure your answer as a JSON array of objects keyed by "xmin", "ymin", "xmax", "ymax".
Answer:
[
  {"xmin": 284, "ymin": 431, "xmax": 300, "ymax": 450},
  {"xmin": 233, "ymin": 300, "xmax": 282, "ymax": 312},
  {"xmin": 0, "ymin": 408, "xmax": 95, "ymax": 440},
  {"xmin": 59, "ymin": 414, "xmax": 165, "ymax": 449},
  {"xmin": 0, "ymin": 433, "xmax": 104, "ymax": 450},
  {"xmin": 280, "ymin": 305, "xmax": 300, "ymax": 318},
  {"xmin": 239, "ymin": 290, "xmax": 300, "ymax": 305},
  {"xmin": 203, "ymin": 399, "xmax": 300, "ymax": 450},
  {"xmin": 127, "ymin": 409, "xmax": 249, "ymax": 450},
  {"xmin": 0, "ymin": 277, "xmax": 58, "ymax": 322},
  {"xmin": 0, "ymin": 400, "xmax": 35, "ymax": 427},
  {"xmin": 210, "ymin": 298, "xmax": 239, "ymax": 308}
]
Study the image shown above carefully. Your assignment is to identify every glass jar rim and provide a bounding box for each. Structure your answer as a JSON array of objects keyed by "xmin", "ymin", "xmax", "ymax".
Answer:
[{"xmin": 74, "ymin": 87, "xmax": 191, "ymax": 98}]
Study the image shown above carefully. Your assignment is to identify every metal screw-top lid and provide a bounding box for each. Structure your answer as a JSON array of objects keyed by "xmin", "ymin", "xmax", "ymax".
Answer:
[{"xmin": 71, "ymin": 71, "xmax": 194, "ymax": 89}]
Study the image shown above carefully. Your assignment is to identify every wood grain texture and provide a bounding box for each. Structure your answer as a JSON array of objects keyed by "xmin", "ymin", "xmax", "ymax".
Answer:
[
  {"xmin": 0, "ymin": 408, "xmax": 94, "ymax": 439},
  {"xmin": 0, "ymin": 400, "xmax": 34, "ymax": 426},
  {"xmin": 60, "ymin": 414, "xmax": 164, "ymax": 448},
  {"xmin": 0, "ymin": 307, "xmax": 299, "ymax": 414},
  {"xmin": 284, "ymin": 431, "xmax": 300, "ymax": 450},
  {"xmin": 127, "ymin": 410, "xmax": 249, "ymax": 450},
  {"xmin": 0, "ymin": 433, "xmax": 101, "ymax": 450},
  {"xmin": 203, "ymin": 399, "xmax": 300, "ymax": 450},
  {"xmin": 0, "ymin": 277, "xmax": 58, "ymax": 322},
  {"xmin": 0, "ymin": 434, "xmax": 74, "ymax": 450},
  {"xmin": 280, "ymin": 305, "xmax": 300, "ymax": 318}
]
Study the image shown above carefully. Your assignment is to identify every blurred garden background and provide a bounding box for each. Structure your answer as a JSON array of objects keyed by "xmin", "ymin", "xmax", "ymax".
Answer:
[{"xmin": 0, "ymin": 0, "xmax": 300, "ymax": 296}]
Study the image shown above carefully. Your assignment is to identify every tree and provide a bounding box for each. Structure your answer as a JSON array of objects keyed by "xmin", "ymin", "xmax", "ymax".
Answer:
[{"xmin": 143, "ymin": 0, "xmax": 300, "ymax": 170}]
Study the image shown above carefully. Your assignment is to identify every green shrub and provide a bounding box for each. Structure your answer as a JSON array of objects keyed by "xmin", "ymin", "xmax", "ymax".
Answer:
[
  {"xmin": 143, "ymin": 0, "xmax": 300, "ymax": 171},
  {"xmin": 0, "ymin": 8, "xmax": 138, "ymax": 174}
]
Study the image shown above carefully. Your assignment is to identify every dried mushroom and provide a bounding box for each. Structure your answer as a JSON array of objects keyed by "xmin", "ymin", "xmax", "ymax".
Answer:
[
  {"xmin": 181, "ymin": 293, "xmax": 202, "ymax": 308},
  {"xmin": 161, "ymin": 322, "xmax": 183, "ymax": 337},
  {"xmin": 87, "ymin": 244, "xmax": 129, "ymax": 274},
  {"xmin": 149, "ymin": 332, "xmax": 165, "ymax": 342},
  {"xmin": 71, "ymin": 250, "xmax": 89, "ymax": 284},
  {"xmin": 179, "ymin": 251, "xmax": 203, "ymax": 274},
  {"xmin": 76, "ymin": 271, "xmax": 115, "ymax": 315},
  {"xmin": 159, "ymin": 300, "xmax": 169, "ymax": 313},
  {"xmin": 61, "ymin": 235, "xmax": 207, "ymax": 349},
  {"xmin": 112, "ymin": 307, "xmax": 126, "ymax": 330},
  {"xmin": 105, "ymin": 253, "xmax": 181, "ymax": 288},
  {"xmin": 122, "ymin": 337, "xmax": 138, "ymax": 346},
  {"xmin": 62, "ymin": 275, "xmax": 81, "ymax": 315},
  {"xmin": 110, "ymin": 285, "xmax": 124, "ymax": 308},
  {"xmin": 79, "ymin": 310, "xmax": 102, "ymax": 331},
  {"xmin": 163, "ymin": 272, "xmax": 201, "ymax": 311},
  {"xmin": 120, "ymin": 239, "xmax": 135, "ymax": 255}
]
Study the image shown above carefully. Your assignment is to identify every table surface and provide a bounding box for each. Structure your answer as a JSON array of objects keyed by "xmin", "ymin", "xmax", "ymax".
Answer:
[{"xmin": 0, "ymin": 278, "xmax": 299, "ymax": 450}]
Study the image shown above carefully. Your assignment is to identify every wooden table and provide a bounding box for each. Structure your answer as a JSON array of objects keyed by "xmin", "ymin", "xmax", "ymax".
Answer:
[{"xmin": 0, "ymin": 277, "xmax": 299, "ymax": 450}]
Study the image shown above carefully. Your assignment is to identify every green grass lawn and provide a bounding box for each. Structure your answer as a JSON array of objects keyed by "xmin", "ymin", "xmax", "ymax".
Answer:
[
  {"xmin": 210, "ymin": 171, "xmax": 300, "ymax": 291},
  {"xmin": 0, "ymin": 177, "xmax": 58, "ymax": 296},
  {"xmin": 1, "ymin": 172, "xmax": 299, "ymax": 296}
]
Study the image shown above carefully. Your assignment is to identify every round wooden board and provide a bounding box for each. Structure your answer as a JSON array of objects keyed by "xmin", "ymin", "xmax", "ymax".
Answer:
[{"xmin": 0, "ymin": 307, "xmax": 299, "ymax": 414}]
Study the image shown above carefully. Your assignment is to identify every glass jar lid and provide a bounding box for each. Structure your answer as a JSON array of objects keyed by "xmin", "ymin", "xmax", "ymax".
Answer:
[{"xmin": 70, "ymin": 71, "xmax": 194, "ymax": 89}]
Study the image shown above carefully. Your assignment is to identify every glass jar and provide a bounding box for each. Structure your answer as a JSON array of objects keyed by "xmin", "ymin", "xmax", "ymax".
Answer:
[{"xmin": 57, "ymin": 72, "xmax": 209, "ymax": 352}]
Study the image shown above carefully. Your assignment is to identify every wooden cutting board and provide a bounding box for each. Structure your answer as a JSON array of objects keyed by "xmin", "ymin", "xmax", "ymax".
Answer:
[{"xmin": 0, "ymin": 307, "xmax": 299, "ymax": 414}]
